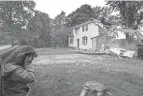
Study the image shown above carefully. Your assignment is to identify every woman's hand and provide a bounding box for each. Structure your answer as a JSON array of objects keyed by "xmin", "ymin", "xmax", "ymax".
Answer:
[
  {"xmin": 24, "ymin": 55, "xmax": 34, "ymax": 69},
  {"xmin": 24, "ymin": 64, "xmax": 31, "ymax": 69}
]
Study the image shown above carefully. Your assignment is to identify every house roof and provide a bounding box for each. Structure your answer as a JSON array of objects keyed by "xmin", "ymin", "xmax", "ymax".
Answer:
[
  {"xmin": 91, "ymin": 26, "xmax": 116, "ymax": 39},
  {"xmin": 71, "ymin": 18, "xmax": 105, "ymax": 29},
  {"xmin": 70, "ymin": 18, "xmax": 111, "ymax": 39},
  {"xmin": 91, "ymin": 34, "xmax": 114, "ymax": 39}
]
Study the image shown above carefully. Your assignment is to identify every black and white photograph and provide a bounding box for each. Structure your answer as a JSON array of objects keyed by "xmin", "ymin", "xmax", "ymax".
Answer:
[{"xmin": 0, "ymin": 0, "xmax": 143, "ymax": 96}]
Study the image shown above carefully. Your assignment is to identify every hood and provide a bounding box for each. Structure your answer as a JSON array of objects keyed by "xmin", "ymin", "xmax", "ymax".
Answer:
[{"xmin": 2, "ymin": 45, "xmax": 37, "ymax": 76}]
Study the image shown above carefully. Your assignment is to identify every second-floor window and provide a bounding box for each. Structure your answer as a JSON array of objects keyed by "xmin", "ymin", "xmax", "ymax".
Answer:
[
  {"xmin": 82, "ymin": 25, "xmax": 84, "ymax": 32},
  {"xmin": 82, "ymin": 25, "xmax": 88, "ymax": 32},
  {"xmin": 82, "ymin": 36, "xmax": 88, "ymax": 45},
  {"xmin": 86, "ymin": 25, "xmax": 88, "ymax": 31}
]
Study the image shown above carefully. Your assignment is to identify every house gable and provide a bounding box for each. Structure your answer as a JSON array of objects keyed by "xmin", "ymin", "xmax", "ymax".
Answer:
[
  {"xmin": 71, "ymin": 18, "xmax": 104, "ymax": 38},
  {"xmin": 71, "ymin": 18, "xmax": 104, "ymax": 29},
  {"xmin": 69, "ymin": 18, "xmax": 106, "ymax": 50}
]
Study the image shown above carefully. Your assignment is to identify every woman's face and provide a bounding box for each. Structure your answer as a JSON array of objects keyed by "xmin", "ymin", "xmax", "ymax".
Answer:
[{"xmin": 24, "ymin": 54, "xmax": 34, "ymax": 65}]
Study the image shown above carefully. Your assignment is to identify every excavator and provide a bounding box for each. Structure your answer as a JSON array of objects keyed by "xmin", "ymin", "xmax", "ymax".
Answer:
[{"xmin": 104, "ymin": 25, "xmax": 143, "ymax": 59}]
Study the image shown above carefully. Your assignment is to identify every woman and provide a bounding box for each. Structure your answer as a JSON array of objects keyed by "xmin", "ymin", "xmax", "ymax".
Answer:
[{"xmin": 1, "ymin": 45, "xmax": 37, "ymax": 96}]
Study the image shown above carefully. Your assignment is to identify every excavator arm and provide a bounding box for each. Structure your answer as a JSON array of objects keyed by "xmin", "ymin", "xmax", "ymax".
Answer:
[
  {"xmin": 103, "ymin": 25, "xmax": 143, "ymax": 59},
  {"xmin": 106, "ymin": 25, "xmax": 143, "ymax": 44}
]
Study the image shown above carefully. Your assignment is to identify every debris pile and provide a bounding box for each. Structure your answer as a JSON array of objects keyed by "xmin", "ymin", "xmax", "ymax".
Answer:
[{"xmin": 106, "ymin": 47, "xmax": 136, "ymax": 59}]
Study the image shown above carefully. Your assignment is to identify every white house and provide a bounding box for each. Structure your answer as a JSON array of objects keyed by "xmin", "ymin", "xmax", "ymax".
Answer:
[{"xmin": 69, "ymin": 18, "xmax": 107, "ymax": 50}]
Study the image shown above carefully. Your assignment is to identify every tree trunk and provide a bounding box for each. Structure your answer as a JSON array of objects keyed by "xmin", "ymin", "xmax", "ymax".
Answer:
[
  {"xmin": 9, "ymin": 7, "xmax": 14, "ymax": 46},
  {"xmin": 43, "ymin": 39, "xmax": 45, "ymax": 51},
  {"xmin": 11, "ymin": 37, "xmax": 14, "ymax": 46}
]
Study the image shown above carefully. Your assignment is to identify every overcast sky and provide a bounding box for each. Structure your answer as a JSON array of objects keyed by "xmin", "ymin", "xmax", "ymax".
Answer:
[{"xmin": 34, "ymin": 0, "xmax": 107, "ymax": 19}]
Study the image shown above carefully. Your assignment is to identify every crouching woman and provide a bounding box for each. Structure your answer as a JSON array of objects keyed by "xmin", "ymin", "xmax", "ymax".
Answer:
[{"xmin": 2, "ymin": 45, "xmax": 37, "ymax": 96}]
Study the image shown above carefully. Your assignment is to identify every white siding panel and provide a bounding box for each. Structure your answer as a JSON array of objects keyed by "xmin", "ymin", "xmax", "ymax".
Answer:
[{"xmin": 69, "ymin": 22, "xmax": 100, "ymax": 50}]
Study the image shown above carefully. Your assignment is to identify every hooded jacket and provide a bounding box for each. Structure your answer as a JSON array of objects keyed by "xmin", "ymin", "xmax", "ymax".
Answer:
[{"xmin": 1, "ymin": 45, "xmax": 37, "ymax": 96}]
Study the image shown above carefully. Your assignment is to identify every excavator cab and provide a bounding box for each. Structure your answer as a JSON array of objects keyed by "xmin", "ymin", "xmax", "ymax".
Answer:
[{"xmin": 137, "ymin": 45, "xmax": 143, "ymax": 59}]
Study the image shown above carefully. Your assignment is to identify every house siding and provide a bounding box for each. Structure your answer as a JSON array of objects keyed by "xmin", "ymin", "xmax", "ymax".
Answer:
[
  {"xmin": 95, "ymin": 35, "xmax": 114, "ymax": 50},
  {"xmin": 69, "ymin": 22, "xmax": 100, "ymax": 50}
]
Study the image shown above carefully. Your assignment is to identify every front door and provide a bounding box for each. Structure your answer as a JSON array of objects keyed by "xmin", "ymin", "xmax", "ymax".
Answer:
[{"xmin": 77, "ymin": 39, "xmax": 80, "ymax": 47}]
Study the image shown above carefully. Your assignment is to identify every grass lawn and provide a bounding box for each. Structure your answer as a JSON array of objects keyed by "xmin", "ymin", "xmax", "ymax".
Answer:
[
  {"xmin": 35, "ymin": 47, "xmax": 76, "ymax": 55},
  {"xmin": 29, "ymin": 48, "xmax": 143, "ymax": 96}
]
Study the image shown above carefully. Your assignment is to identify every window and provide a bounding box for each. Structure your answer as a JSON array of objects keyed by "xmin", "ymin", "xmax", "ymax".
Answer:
[
  {"xmin": 82, "ymin": 36, "xmax": 88, "ymax": 45},
  {"xmin": 75, "ymin": 27, "xmax": 79, "ymax": 32},
  {"xmin": 69, "ymin": 38, "xmax": 73, "ymax": 44},
  {"xmin": 86, "ymin": 25, "xmax": 88, "ymax": 31},
  {"xmin": 82, "ymin": 25, "xmax": 84, "ymax": 32},
  {"xmin": 82, "ymin": 25, "xmax": 88, "ymax": 32}
]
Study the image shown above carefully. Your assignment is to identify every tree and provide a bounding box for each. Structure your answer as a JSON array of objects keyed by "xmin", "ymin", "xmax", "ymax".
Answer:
[
  {"xmin": 67, "ymin": 4, "xmax": 95, "ymax": 27},
  {"xmin": 54, "ymin": 11, "xmax": 67, "ymax": 25},
  {"xmin": 93, "ymin": 6, "xmax": 113, "ymax": 20},
  {"xmin": 52, "ymin": 27, "xmax": 71, "ymax": 48},
  {"xmin": 107, "ymin": 1, "xmax": 143, "ymax": 43},
  {"xmin": 107, "ymin": 1, "xmax": 143, "ymax": 28},
  {"xmin": 27, "ymin": 11, "xmax": 51, "ymax": 49},
  {"xmin": 0, "ymin": 1, "xmax": 36, "ymax": 45},
  {"xmin": 52, "ymin": 11, "xmax": 71, "ymax": 48},
  {"xmin": 67, "ymin": 4, "xmax": 115, "ymax": 27},
  {"xmin": 92, "ymin": 6, "xmax": 117, "ymax": 29}
]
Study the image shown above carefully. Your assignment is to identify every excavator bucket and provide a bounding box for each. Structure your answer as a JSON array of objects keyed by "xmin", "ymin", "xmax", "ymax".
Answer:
[{"xmin": 105, "ymin": 25, "xmax": 143, "ymax": 59}]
